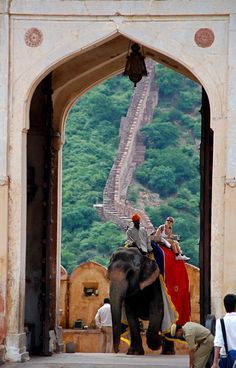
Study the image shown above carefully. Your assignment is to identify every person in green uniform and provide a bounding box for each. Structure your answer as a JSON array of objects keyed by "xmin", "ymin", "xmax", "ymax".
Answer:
[{"xmin": 171, "ymin": 322, "xmax": 214, "ymax": 368}]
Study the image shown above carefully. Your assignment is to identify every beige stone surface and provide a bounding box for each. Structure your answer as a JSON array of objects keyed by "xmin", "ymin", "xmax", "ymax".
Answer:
[
  {"xmin": 60, "ymin": 266, "xmax": 68, "ymax": 328},
  {"xmin": 4, "ymin": 352, "xmax": 189, "ymax": 368},
  {"xmin": 0, "ymin": 185, "xmax": 8, "ymax": 344},
  {"xmin": 0, "ymin": 0, "xmax": 236, "ymax": 361},
  {"xmin": 68, "ymin": 262, "xmax": 109, "ymax": 329}
]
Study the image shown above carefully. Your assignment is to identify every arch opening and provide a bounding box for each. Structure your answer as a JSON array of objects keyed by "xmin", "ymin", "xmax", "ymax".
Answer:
[{"xmin": 26, "ymin": 34, "xmax": 212, "ymax": 355}]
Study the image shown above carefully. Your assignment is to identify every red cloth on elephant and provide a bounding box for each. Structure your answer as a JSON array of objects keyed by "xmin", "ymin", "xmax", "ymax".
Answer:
[{"xmin": 160, "ymin": 245, "xmax": 191, "ymax": 325}]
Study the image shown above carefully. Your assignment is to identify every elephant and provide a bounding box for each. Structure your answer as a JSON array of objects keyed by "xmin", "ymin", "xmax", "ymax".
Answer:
[{"xmin": 107, "ymin": 247, "xmax": 164, "ymax": 355}]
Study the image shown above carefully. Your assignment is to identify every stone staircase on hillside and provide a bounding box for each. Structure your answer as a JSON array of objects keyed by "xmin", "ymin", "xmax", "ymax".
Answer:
[{"xmin": 94, "ymin": 59, "xmax": 158, "ymax": 232}]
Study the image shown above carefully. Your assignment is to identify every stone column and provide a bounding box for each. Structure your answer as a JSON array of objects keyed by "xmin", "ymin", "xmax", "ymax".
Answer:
[
  {"xmin": 6, "ymin": 122, "xmax": 29, "ymax": 361},
  {"xmin": 222, "ymin": 13, "xmax": 236, "ymax": 306},
  {"xmin": 53, "ymin": 133, "xmax": 64, "ymax": 351},
  {"xmin": 210, "ymin": 117, "xmax": 227, "ymax": 318},
  {"xmin": 0, "ymin": 2, "xmax": 9, "ymax": 363}
]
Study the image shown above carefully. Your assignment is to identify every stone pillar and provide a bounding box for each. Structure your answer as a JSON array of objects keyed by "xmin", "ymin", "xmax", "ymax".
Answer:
[
  {"xmin": 56, "ymin": 144, "xmax": 63, "ymax": 330},
  {"xmin": 210, "ymin": 118, "xmax": 227, "ymax": 318},
  {"xmin": 222, "ymin": 13, "xmax": 236, "ymax": 307},
  {"xmin": 52, "ymin": 132, "xmax": 64, "ymax": 352},
  {"xmin": 226, "ymin": 14, "xmax": 236, "ymax": 180},
  {"xmin": 0, "ymin": 179, "xmax": 8, "ymax": 363},
  {"xmin": 212, "ymin": 13, "xmax": 236, "ymax": 317},
  {"xmin": 0, "ymin": 2, "xmax": 9, "ymax": 363},
  {"xmin": 5, "ymin": 127, "xmax": 29, "ymax": 362}
]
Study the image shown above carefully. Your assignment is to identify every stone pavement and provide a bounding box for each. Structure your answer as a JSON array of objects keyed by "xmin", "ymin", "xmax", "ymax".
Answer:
[{"xmin": 5, "ymin": 353, "xmax": 188, "ymax": 368}]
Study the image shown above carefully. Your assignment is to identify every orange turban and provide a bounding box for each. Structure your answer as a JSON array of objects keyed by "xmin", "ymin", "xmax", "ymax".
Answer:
[{"xmin": 132, "ymin": 213, "xmax": 141, "ymax": 222}]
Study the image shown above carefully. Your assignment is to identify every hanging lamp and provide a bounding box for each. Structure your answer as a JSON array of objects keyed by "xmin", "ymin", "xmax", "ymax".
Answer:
[{"xmin": 124, "ymin": 43, "xmax": 148, "ymax": 87}]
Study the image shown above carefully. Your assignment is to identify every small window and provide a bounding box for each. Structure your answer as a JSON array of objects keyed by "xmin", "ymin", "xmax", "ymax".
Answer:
[{"xmin": 83, "ymin": 282, "xmax": 99, "ymax": 297}]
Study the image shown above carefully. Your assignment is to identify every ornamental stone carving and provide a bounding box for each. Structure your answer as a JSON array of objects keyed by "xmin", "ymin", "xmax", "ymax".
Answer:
[
  {"xmin": 194, "ymin": 28, "xmax": 215, "ymax": 48},
  {"xmin": 24, "ymin": 28, "xmax": 43, "ymax": 47}
]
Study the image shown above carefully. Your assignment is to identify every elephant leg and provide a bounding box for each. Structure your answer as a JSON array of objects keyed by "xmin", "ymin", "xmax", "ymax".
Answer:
[
  {"xmin": 125, "ymin": 303, "xmax": 144, "ymax": 355},
  {"xmin": 161, "ymin": 338, "xmax": 175, "ymax": 355},
  {"xmin": 146, "ymin": 315, "xmax": 163, "ymax": 350},
  {"xmin": 146, "ymin": 281, "xmax": 163, "ymax": 350}
]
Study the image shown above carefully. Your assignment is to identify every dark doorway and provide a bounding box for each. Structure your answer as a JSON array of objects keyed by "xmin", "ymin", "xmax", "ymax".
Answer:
[
  {"xmin": 199, "ymin": 88, "xmax": 213, "ymax": 324},
  {"xmin": 26, "ymin": 75, "xmax": 57, "ymax": 356}
]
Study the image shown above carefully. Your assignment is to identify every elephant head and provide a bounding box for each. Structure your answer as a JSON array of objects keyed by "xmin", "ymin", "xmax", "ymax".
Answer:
[{"xmin": 107, "ymin": 247, "xmax": 162, "ymax": 354}]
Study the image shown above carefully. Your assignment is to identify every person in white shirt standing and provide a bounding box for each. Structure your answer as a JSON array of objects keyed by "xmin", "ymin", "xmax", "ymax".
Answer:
[
  {"xmin": 95, "ymin": 298, "xmax": 113, "ymax": 353},
  {"xmin": 211, "ymin": 293, "xmax": 236, "ymax": 368}
]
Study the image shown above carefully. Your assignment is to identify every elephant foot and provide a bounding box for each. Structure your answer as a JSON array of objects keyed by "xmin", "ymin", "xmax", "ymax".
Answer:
[
  {"xmin": 147, "ymin": 332, "xmax": 162, "ymax": 350},
  {"xmin": 127, "ymin": 347, "xmax": 145, "ymax": 355},
  {"xmin": 161, "ymin": 338, "xmax": 175, "ymax": 355},
  {"xmin": 161, "ymin": 350, "xmax": 175, "ymax": 355}
]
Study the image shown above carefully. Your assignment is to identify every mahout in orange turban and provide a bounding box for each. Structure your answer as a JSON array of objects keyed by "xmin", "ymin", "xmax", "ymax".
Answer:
[{"xmin": 132, "ymin": 213, "xmax": 141, "ymax": 222}]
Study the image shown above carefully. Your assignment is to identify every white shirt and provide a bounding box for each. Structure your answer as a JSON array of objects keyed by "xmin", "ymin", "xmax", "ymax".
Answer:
[
  {"xmin": 126, "ymin": 224, "xmax": 152, "ymax": 253},
  {"xmin": 95, "ymin": 303, "xmax": 112, "ymax": 328},
  {"xmin": 156, "ymin": 225, "xmax": 172, "ymax": 249},
  {"xmin": 214, "ymin": 312, "xmax": 236, "ymax": 356}
]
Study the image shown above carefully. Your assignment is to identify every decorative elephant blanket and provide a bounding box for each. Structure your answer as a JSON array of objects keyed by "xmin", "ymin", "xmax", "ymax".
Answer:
[{"xmin": 151, "ymin": 241, "xmax": 191, "ymax": 326}]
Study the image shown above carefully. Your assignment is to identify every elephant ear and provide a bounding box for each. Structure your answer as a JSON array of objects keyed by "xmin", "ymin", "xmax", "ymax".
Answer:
[{"xmin": 139, "ymin": 256, "xmax": 159, "ymax": 289}]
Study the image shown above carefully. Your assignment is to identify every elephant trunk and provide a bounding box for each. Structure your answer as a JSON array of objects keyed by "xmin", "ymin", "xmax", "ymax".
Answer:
[{"xmin": 109, "ymin": 276, "xmax": 128, "ymax": 353}]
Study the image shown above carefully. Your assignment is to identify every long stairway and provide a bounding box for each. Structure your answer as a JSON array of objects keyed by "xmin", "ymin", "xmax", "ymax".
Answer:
[{"xmin": 95, "ymin": 59, "xmax": 158, "ymax": 232}]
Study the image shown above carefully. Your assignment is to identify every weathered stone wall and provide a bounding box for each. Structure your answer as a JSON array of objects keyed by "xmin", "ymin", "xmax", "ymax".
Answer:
[
  {"xmin": 0, "ymin": 2, "xmax": 9, "ymax": 361},
  {"xmin": 59, "ymin": 266, "xmax": 68, "ymax": 329},
  {"xmin": 67, "ymin": 262, "xmax": 109, "ymax": 329},
  {"xmin": 101, "ymin": 60, "xmax": 158, "ymax": 231}
]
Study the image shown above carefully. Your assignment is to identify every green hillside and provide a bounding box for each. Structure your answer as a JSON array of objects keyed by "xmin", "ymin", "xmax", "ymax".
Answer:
[
  {"xmin": 62, "ymin": 77, "xmax": 132, "ymax": 273},
  {"xmin": 132, "ymin": 65, "xmax": 201, "ymax": 265},
  {"xmin": 62, "ymin": 64, "xmax": 201, "ymax": 273}
]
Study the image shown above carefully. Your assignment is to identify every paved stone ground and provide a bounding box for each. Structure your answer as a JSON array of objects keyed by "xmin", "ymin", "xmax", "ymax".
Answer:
[{"xmin": 5, "ymin": 353, "xmax": 188, "ymax": 368}]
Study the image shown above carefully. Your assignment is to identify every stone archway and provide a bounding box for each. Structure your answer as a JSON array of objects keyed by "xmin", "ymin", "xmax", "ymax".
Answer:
[
  {"xmin": 25, "ymin": 33, "xmax": 212, "ymax": 356},
  {"xmin": 3, "ymin": 2, "xmax": 234, "ymax": 362}
]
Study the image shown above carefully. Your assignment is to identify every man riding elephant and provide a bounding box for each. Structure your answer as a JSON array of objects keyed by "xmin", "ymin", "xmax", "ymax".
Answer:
[{"xmin": 126, "ymin": 213, "xmax": 153, "ymax": 255}]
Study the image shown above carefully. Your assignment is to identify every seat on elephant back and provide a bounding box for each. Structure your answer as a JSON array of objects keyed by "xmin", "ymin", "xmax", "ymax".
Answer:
[{"xmin": 151, "ymin": 241, "xmax": 191, "ymax": 327}]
